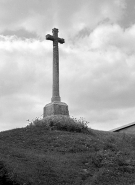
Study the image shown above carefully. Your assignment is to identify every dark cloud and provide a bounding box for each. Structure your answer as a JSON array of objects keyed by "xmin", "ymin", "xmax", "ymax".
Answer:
[
  {"xmin": 0, "ymin": 0, "xmax": 126, "ymax": 38},
  {"xmin": 3, "ymin": 29, "xmax": 38, "ymax": 39},
  {"xmin": 120, "ymin": 0, "xmax": 135, "ymax": 28}
]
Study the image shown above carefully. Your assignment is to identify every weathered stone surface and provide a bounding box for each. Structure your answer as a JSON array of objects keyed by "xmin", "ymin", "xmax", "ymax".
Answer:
[
  {"xmin": 43, "ymin": 102, "xmax": 69, "ymax": 117},
  {"xmin": 46, "ymin": 28, "xmax": 64, "ymax": 102},
  {"xmin": 43, "ymin": 28, "xmax": 69, "ymax": 117}
]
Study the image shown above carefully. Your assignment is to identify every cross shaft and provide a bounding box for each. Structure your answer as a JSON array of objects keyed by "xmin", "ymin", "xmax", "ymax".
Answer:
[{"xmin": 46, "ymin": 28, "xmax": 65, "ymax": 102}]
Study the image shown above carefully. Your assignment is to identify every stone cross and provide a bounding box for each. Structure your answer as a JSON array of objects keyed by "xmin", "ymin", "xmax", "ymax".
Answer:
[
  {"xmin": 46, "ymin": 28, "xmax": 65, "ymax": 102},
  {"xmin": 43, "ymin": 28, "xmax": 69, "ymax": 117}
]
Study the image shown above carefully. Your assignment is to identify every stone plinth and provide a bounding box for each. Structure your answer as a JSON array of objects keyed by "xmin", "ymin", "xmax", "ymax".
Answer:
[{"xmin": 43, "ymin": 101, "xmax": 69, "ymax": 117}]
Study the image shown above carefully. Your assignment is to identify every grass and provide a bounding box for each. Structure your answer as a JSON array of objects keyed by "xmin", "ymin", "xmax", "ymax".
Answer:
[{"xmin": 0, "ymin": 115, "xmax": 135, "ymax": 184}]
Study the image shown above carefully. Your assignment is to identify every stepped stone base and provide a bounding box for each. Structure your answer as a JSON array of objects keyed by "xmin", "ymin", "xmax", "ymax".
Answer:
[{"xmin": 43, "ymin": 101, "xmax": 69, "ymax": 117}]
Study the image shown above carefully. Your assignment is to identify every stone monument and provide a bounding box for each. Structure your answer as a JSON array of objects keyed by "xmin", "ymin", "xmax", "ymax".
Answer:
[{"xmin": 43, "ymin": 28, "xmax": 69, "ymax": 117}]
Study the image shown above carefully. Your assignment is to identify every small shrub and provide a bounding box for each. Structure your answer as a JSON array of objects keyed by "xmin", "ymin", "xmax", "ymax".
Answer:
[
  {"xmin": 27, "ymin": 115, "xmax": 89, "ymax": 133},
  {"xmin": 103, "ymin": 142, "xmax": 117, "ymax": 152},
  {"xmin": 92, "ymin": 152, "xmax": 104, "ymax": 168},
  {"xmin": 103, "ymin": 137, "xmax": 117, "ymax": 152}
]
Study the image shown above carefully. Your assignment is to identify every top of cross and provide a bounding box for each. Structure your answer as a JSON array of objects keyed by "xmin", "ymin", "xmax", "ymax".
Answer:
[{"xmin": 46, "ymin": 28, "xmax": 65, "ymax": 44}]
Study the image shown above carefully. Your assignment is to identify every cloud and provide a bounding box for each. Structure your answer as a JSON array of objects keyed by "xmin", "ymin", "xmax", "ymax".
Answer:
[
  {"xmin": 0, "ymin": 0, "xmax": 126, "ymax": 38},
  {"xmin": 59, "ymin": 23, "xmax": 135, "ymax": 129},
  {"xmin": 0, "ymin": 35, "xmax": 53, "ymax": 131},
  {"xmin": 120, "ymin": 0, "xmax": 135, "ymax": 27}
]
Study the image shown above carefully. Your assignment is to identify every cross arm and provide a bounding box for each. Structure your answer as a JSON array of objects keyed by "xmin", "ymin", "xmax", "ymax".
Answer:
[
  {"xmin": 58, "ymin": 38, "xmax": 65, "ymax": 44},
  {"xmin": 46, "ymin": 34, "xmax": 54, "ymax": 41}
]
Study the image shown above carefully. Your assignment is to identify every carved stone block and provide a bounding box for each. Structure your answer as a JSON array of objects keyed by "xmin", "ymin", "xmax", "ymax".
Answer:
[{"xmin": 43, "ymin": 102, "xmax": 69, "ymax": 117}]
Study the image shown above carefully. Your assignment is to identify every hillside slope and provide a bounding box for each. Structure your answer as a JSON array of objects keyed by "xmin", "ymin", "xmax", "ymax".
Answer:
[{"xmin": 0, "ymin": 124, "xmax": 135, "ymax": 185}]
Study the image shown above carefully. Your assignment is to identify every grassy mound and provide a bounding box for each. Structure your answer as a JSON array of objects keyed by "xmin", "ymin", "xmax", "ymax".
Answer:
[{"xmin": 0, "ymin": 117, "xmax": 135, "ymax": 184}]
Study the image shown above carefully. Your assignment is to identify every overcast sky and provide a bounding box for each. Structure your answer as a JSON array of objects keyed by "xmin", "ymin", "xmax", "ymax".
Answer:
[{"xmin": 0, "ymin": 0, "xmax": 135, "ymax": 131}]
